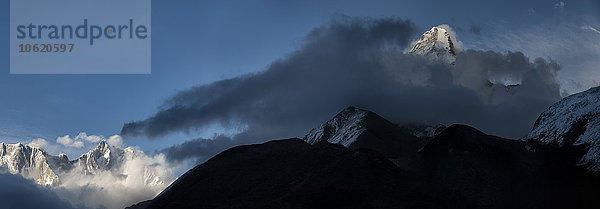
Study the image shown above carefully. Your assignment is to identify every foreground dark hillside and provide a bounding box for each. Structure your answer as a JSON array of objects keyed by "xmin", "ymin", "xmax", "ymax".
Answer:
[
  {"xmin": 129, "ymin": 120, "xmax": 600, "ymax": 209},
  {"xmin": 417, "ymin": 125, "xmax": 596, "ymax": 208},
  {"xmin": 143, "ymin": 139, "xmax": 436, "ymax": 209}
]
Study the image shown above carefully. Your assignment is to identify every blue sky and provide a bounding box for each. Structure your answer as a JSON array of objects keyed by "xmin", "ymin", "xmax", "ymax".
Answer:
[{"xmin": 0, "ymin": 0, "xmax": 599, "ymax": 157}]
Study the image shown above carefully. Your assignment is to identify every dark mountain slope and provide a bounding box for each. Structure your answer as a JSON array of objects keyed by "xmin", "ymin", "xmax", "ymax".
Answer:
[
  {"xmin": 144, "ymin": 139, "xmax": 440, "ymax": 209},
  {"xmin": 418, "ymin": 124, "xmax": 597, "ymax": 209},
  {"xmin": 130, "ymin": 109, "xmax": 600, "ymax": 209}
]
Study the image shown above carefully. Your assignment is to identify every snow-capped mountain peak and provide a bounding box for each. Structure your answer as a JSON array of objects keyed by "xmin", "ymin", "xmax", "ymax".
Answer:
[
  {"xmin": 304, "ymin": 106, "xmax": 370, "ymax": 147},
  {"xmin": 0, "ymin": 142, "xmax": 61, "ymax": 185},
  {"xmin": 0, "ymin": 140, "xmax": 166, "ymax": 187},
  {"xmin": 407, "ymin": 25, "xmax": 460, "ymax": 65},
  {"xmin": 74, "ymin": 140, "xmax": 125, "ymax": 175},
  {"xmin": 526, "ymin": 86, "xmax": 600, "ymax": 172}
]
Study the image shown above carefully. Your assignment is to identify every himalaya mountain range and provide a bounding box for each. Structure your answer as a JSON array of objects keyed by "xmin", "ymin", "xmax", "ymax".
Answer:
[
  {"xmin": 0, "ymin": 140, "xmax": 164, "ymax": 187},
  {"xmin": 2, "ymin": 14, "xmax": 600, "ymax": 209}
]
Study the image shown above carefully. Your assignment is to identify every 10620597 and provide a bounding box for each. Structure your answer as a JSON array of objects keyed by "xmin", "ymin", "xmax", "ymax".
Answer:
[{"xmin": 18, "ymin": 43, "xmax": 74, "ymax": 53}]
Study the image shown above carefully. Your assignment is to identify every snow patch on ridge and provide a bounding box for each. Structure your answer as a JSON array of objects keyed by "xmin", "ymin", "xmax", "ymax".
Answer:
[
  {"xmin": 304, "ymin": 107, "xmax": 369, "ymax": 147},
  {"xmin": 526, "ymin": 86, "xmax": 600, "ymax": 172}
]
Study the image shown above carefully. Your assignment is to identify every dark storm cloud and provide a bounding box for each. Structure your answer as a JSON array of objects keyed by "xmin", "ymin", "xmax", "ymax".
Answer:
[
  {"xmin": 159, "ymin": 135, "xmax": 235, "ymax": 163},
  {"xmin": 121, "ymin": 15, "xmax": 417, "ymax": 139},
  {"xmin": 470, "ymin": 25, "xmax": 481, "ymax": 35},
  {"xmin": 0, "ymin": 169, "xmax": 79, "ymax": 209},
  {"xmin": 122, "ymin": 16, "xmax": 562, "ymax": 162}
]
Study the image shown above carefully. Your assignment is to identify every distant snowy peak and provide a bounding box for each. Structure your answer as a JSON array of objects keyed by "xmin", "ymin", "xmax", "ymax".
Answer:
[
  {"xmin": 0, "ymin": 143, "xmax": 61, "ymax": 185},
  {"xmin": 0, "ymin": 140, "xmax": 164, "ymax": 187},
  {"xmin": 74, "ymin": 141, "xmax": 165, "ymax": 186},
  {"xmin": 74, "ymin": 140, "xmax": 125, "ymax": 175},
  {"xmin": 304, "ymin": 107, "xmax": 370, "ymax": 147},
  {"xmin": 407, "ymin": 25, "xmax": 458, "ymax": 65},
  {"xmin": 526, "ymin": 86, "xmax": 600, "ymax": 172}
]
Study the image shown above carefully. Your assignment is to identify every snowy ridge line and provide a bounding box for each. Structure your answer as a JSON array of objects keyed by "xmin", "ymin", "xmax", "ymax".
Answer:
[{"xmin": 525, "ymin": 86, "xmax": 600, "ymax": 172}]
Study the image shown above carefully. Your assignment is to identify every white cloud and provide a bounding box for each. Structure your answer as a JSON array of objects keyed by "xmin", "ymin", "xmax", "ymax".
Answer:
[
  {"xmin": 554, "ymin": 1, "xmax": 566, "ymax": 9},
  {"xmin": 437, "ymin": 24, "xmax": 463, "ymax": 53},
  {"xmin": 28, "ymin": 138, "xmax": 48, "ymax": 149},
  {"xmin": 56, "ymin": 132, "xmax": 118, "ymax": 149},
  {"xmin": 56, "ymin": 135, "xmax": 84, "ymax": 148},
  {"xmin": 56, "ymin": 135, "xmax": 71, "ymax": 145},
  {"xmin": 26, "ymin": 138, "xmax": 65, "ymax": 156},
  {"xmin": 107, "ymin": 135, "xmax": 124, "ymax": 148},
  {"xmin": 74, "ymin": 132, "xmax": 103, "ymax": 143},
  {"xmin": 582, "ymin": 25, "xmax": 600, "ymax": 35}
]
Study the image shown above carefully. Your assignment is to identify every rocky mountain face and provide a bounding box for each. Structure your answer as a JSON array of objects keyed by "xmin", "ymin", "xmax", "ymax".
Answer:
[
  {"xmin": 407, "ymin": 26, "xmax": 458, "ymax": 65},
  {"xmin": 130, "ymin": 105, "xmax": 600, "ymax": 209},
  {"xmin": 526, "ymin": 86, "xmax": 600, "ymax": 172},
  {"xmin": 303, "ymin": 107, "xmax": 434, "ymax": 158},
  {"xmin": 73, "ymin": 141, "xmax": 125, "ymax": 175},
  {"xmin": 0, "ymin": 143, "xmax": 62, "ymax": 185},
  {"xmin": 304, "ymin": 107, "xmax": 370, "ymax": 147},
  {"xmin": 0, "ymin": 140, "xmax": 162, "ymax": 187}
]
